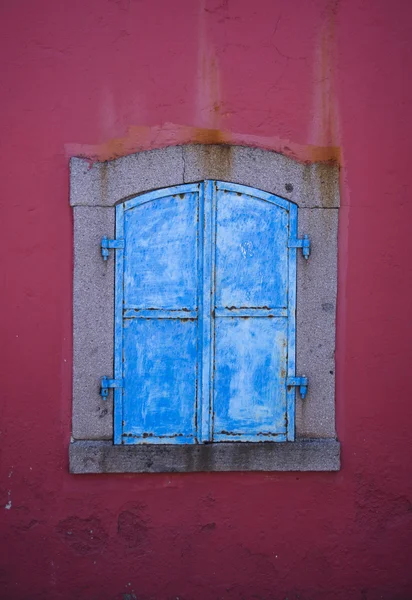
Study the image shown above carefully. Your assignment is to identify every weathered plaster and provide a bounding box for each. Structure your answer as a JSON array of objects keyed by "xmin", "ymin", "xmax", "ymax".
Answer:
[{"xmin": 70, "ymin": 144, "xmax": 339, "ymax": 471}]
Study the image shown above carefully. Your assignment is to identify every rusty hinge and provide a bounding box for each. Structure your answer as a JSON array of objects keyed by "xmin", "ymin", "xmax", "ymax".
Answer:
[
  {"xmin": 288, "ymin": 234, "xmax": 311, "ymax": 259},
  {"xmin": 287, "ymin": 376, "xmax": 308, "ymax": 399},
  {"xmin": 101, "ymin": 236, "xmax": 124, "ymax": 261}
]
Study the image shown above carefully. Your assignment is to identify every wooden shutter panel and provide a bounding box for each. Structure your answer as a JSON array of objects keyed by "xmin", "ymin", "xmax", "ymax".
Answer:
[
  {"xmin": 211, "ymin": 182, "xmax": 294, "ymax": 442},
  {"xmin": 115, "ymin": 185, "xmax": 201, "ymax": 444}
]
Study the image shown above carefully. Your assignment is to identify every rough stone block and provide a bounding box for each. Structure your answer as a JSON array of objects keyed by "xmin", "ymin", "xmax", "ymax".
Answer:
[
  {"xmin": 182, "ymin": 145, "xmax": 339, "ymax": 208},
  {"xmin": 70, "ymin": 145, "xmax": 339, "ymax": 208},
  {"xmin": 70, "ymin": 147, "xmax": 185, "ymax": 207},
  {"xmin": 70, "ymin": 439, "xmax": 341, "ymax": 473},
  {"xmin": 72, "ymin": 207, "xmax": 115, "ymax": 440},
  {"xmin": 296, "ymin": 208, "xmax": 338, "ymax": 438}
]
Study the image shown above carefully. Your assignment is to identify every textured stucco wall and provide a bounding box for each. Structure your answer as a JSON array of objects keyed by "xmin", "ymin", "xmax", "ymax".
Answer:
[{"xmin": 1, "ymin": 1, "xmax": 412, "ymax": 599}]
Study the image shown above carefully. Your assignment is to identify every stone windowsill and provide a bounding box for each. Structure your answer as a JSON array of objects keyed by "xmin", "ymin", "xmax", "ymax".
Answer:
[{"xmin": 69, "ymin": 439, "xmax": 340, "ymax": 473}]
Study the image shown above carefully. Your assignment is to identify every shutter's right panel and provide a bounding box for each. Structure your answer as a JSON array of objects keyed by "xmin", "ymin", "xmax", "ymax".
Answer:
[{"xmin": 212, "ymin": 183, "xmax": 291, "ymax": 442}]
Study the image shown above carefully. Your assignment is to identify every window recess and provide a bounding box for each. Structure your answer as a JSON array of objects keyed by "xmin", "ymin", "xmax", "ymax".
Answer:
[{"xmin": 101, "ymin": 181, "xmax": 309, "ymax": 445}]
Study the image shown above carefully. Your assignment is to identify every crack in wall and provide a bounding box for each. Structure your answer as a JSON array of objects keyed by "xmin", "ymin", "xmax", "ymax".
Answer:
[{"xmin": 181, "ymin": 145, "xmax": 187, "ymax": 183}]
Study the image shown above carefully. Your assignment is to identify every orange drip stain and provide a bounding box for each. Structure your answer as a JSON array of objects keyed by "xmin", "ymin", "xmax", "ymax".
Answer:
[
  {"xmin": 66, "ymin": 123, "xmax": 340, "ymax": 166},
  {"xmin": 311, "ymin": 0, "xmax": 341, "ymax": 154}
]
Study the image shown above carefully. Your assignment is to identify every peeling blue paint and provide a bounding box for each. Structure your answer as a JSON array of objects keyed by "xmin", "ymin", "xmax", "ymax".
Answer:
[{"xmin": 111, "ymin": 181, "xmax": 304, "ymax": 444}]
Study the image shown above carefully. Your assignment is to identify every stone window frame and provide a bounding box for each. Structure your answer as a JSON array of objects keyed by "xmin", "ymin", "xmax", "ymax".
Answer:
[{"xmin": 69, "ymin": 144, "xmax": 340, "ymax": 473}]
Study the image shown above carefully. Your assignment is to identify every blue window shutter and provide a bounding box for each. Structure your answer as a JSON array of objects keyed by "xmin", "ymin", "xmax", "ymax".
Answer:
[
  {"xmin": 113, "ymin": 181, "xmax": 297, "ymax": 444},
  {"xmin": 115, "ymin": 185, "xmax": 201, "ymax": 444},
  {"xmin": 212, "ymin": 182, "xmax": 295, "ymax": 442}
]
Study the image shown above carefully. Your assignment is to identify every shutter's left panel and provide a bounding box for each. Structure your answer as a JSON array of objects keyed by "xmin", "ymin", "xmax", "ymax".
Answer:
[{"xmin": 115, "ymin": 185, "xmax": 202, "ymax": 444}]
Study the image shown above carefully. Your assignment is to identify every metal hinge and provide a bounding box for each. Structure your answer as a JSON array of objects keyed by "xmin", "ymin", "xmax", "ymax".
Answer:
[
  {"xmin": 101, "ymin": 236, "xmax": 124, "ymax": 260},
  {"xmin": 100, "ymin": 377, "xmax": 124, "ymax": 399},
  {"xmin": 287, "ymin": 376, "xmax": 308, "ymax": 399},
  {"xmin": 288, "ymin": 234, "xmax": 311, "ymax": 259}
]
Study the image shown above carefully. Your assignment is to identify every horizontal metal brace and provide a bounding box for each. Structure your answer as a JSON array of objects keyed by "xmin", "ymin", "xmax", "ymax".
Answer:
[
  {"xmin": 287, "ymin": 376, "xmax": 308, "ymax": 400},
  {"xmin": 288, "ymin": 234, "xmax": 311, "ymax": 259},
  {"xmin": 100, "ymin": 377, "xmax": 124, "ymax": 399},
  {"xmin": 101, "ymin": 236, "xmax": 124, "ymax": 261}
]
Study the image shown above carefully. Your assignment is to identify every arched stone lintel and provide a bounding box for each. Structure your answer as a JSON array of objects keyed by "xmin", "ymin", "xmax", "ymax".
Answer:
[{"xmin": 70, "ymin": 144, "xmax": 339, "ymax": 209}]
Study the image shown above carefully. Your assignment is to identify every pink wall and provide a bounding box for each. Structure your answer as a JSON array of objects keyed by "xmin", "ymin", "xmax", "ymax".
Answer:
[{"xmin": 1, "ymin": 1, "xmax": 412, "ymax": 598}]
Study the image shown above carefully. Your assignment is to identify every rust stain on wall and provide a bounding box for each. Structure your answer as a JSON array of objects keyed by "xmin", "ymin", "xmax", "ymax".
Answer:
[
  {"xmin": 310, "ymin": 0, "xmax": 340, "ymax": 157},
  {"xmin": 192, "ymin": 3, "xmax": 235, "ymax": 180},
  {"xmin": 191, "ymin": 127, "xmax": 228, "ymax": 145},
  {"xmin": 100, "ymin": 160, "xmax": 109, "ymax": 203},
  {"xmin": 66, "ymin": 22, "xmax": 340, "ymax": 166},
  {"xmin": 66, "ymin": 123, "xmax": 340, "ymax": 166},
  {"xmin": 65, "ymin": 0, "xmax": 341, "ymax": 167}
]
